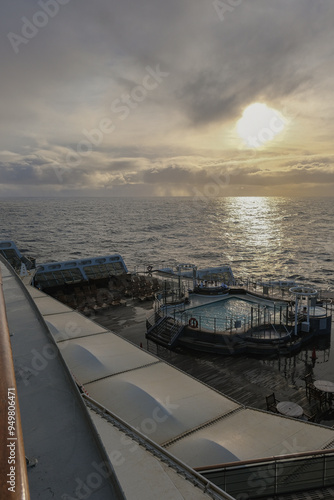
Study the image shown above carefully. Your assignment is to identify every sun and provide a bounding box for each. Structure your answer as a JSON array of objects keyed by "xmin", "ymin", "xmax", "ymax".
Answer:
[{"xmin": 236, "ymin": 102, "xmax": 286, "ymax": 148}]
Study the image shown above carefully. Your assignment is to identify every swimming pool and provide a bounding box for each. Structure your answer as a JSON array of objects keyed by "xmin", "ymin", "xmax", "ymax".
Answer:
[{"xmin": 173, "ymin": 295, "xmax": 286, "ymax": 332}]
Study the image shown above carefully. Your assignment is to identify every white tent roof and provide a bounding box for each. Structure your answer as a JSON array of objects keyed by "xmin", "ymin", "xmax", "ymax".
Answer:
[
  {"xmin": 88, "ymin": 409, "xmax": 229, "ymax": 500},
  {"xmin": 166, "ymin": 408, "xmax": 334, "ymax": 467},
  {"xmin": 84, "ymin": 360, "xmax": 240, "ymax": 444},
  {"xmin": 31, "ymin": 286, "xmax": 334, "ymax": 470},
  {"xmin": 61, "ymin": 334, "xmax": 159, "ymax": 384}
]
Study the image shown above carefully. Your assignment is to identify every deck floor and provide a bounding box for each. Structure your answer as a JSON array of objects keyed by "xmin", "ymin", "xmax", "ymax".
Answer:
[{"xmin": 94, "ymin": 299, "xmax": 334, "ymax": 424}]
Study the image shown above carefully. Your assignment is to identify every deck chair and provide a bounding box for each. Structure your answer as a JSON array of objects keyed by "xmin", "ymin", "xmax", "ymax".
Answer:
[
  {"xmin": 303, "ymin": 410, "xmax": 317, "ymax": 422},
  {"xmin": 266, "ymin": 393, "xmax": 279, "ymax": 413},
  {"xmin": 304, "ymin": 373, "xmax": 314, "ymax": 398},
  {"xmin": 308, "ymin": 386, "xmax": 326, "ymax": 410}
]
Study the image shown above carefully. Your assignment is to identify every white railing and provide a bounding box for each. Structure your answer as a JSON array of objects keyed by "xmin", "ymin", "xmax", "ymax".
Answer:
[{"xmin": 151, "ymin": 279, "xmax": 332, "ymax": 337}]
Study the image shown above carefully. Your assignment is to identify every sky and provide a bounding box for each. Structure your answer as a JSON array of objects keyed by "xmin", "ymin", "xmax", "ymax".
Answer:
[{"xmin": 1, "ymin": 0, "xmax": 334, "ymax": 197}]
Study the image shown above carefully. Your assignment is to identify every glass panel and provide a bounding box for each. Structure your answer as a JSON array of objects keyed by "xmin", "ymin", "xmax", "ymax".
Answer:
[
  {"xmin": 106, "ymin": 263, "xmax": 116, "ymax": 273},
  {"xmin": 114, "ymin": 262, "xmax": 124, "ymax": 270},
  {"xmin": 35, "ymin": 273, "xmax": 47, "ymax": 283},
  {"xmin": 95, "ymin": 258, "xmax": 106, "ymax": 264},
  {"xmin": 45, "ymin": 279, "xmax": 58, "ymax": 287},
  {"xmin": 277, "ymin": 458, "xmax": 324, "ymax": 494},
  {"xmin": 203, "ymin": 456, "xmax": 333, "ymax": 499},
  {"xmin": 84, "ymin": 266, "xmax": 97, "ymax": 278},
  {"xmin": 2, "ymin": 249, "xmax": 21, "ymax": 269},
  {"xmin": 70, "ymin": 268, "xmax": 83, "ymax": 279},
  {"xmin": 325, "ymin": 455, "xmax": 334, "ymax": 486},
  {"xmin": 62, "ymin": 270, "xmax": 73, "ymax": 279}
]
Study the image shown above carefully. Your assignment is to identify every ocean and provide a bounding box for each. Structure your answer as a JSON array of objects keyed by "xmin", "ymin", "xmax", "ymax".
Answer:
[{"xmin": 1, "ymin": 196, "xmax": 333, "ymax": 289}]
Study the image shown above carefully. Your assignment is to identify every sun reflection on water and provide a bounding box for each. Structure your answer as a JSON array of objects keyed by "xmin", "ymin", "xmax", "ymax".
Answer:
[
  {"xmin": 209, "ymin": 197, "xmax": 287, "ymax": 277},
  {"xmin": 227, "ymin": 197, "xmax": 282, "ymax": 247}
]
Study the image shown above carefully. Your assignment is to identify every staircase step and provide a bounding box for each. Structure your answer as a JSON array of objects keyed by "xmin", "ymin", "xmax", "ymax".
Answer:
[{"xmin": 146, "ymin": 316, "xmax": 185, "ymax": 348}]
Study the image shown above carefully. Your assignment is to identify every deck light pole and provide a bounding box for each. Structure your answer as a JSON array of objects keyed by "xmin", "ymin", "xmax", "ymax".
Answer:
[
  {"xmin": 289, "ymin": 286, "xmax": 318, "ymax": 336},
  {"xmin": 176, "ymin": 263, "xmax": 197, "ymax": 292}
]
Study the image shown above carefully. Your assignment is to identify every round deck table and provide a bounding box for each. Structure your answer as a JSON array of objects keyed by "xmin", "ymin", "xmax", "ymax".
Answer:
[
  {"xmin": 314, "ymin": 380, "xmax": 334, "ymax": 393},
  {"xmin": 277, "ymin": 401, "xmax": 303, "ymax": 418}
]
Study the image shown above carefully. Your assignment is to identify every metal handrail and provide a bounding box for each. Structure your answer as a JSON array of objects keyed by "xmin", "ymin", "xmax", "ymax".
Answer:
[
  {"xmin": 195, "ymin": 446, "xmax": 334, "ymax": 472},
  {"xmin": 196, "ymin": 448, "xmax": 334, "ymax": 498},
  {"xmin": 0, "ymin": 268, "xmax": 30, "ymax": 499},
  {"xmin": 169, "ymin": 320, "xmax": 185, "ymax": 345},
  {"xmin": 157, "ymin": 295, "xmax": 293, "ymax": 335},
  {"xmin": 83, "ymin": 394, "xmax": 235, "ymax": 500}
]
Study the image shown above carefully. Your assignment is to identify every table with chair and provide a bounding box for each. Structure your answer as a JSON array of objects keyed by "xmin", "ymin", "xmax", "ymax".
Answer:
[
  {"xmin": 304, "ymin": 372, "xmax": 314, "ymax": 398},
  {"xmin": 313, "ymin": 380, "xmax": 334, "ymax": 406},
  {"xmin": 276, "ymin": 401, "xmax": 304, "ymax": 418},
  {"xmin": 266, "ymin": 393, "xmax": 279, "ymax": 413}
]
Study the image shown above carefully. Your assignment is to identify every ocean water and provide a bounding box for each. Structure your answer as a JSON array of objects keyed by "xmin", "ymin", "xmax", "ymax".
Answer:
[{"xmin": 0, "ymin": 196, "xmax": 333, "ymax": 289}]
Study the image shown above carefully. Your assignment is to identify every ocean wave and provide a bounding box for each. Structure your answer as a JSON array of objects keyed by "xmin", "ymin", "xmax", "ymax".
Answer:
[{"xmin": 1, "ymin": 197, "xmax": 333, "ymax": 289}]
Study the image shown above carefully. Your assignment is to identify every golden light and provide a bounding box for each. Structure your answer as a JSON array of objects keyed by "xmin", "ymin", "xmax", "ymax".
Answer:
[{"xmin": 236, "ymin": 102, "xmax": 286, "ymax": 148}]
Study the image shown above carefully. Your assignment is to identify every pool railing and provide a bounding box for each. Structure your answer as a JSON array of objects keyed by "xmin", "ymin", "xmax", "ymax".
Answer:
[{"xmin": 155, "ymin": 302, "xmax": 294, "ymax": 337}]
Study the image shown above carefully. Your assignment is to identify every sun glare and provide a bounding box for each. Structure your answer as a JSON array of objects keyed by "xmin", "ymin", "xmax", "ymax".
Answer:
[{"xmin": 237, "ymin": 102, "xmax": 286, "ymax": 148}]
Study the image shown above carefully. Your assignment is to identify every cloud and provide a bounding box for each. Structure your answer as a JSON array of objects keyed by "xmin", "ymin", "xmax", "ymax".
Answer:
[
  {"xmin": 1, "ymin": 145, "xmax": 334, "ymax": 200},
  {"xmin": 0, "ymin": 0, "xmax": 334, "ymax": 196},
  {"xmin": 174, "ymin": 1, "xmax": 332, "ymax": 127}
]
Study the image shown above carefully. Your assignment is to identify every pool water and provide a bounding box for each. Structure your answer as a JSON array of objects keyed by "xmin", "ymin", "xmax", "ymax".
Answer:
[{"xmin": 175, "ymin": 295, "xmax": 286, "ymax": 332}]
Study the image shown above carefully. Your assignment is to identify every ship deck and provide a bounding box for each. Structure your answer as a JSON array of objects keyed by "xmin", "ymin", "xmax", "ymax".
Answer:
[
  {"xmin": 0, "ymin": 257, "xmax": 124, "ymax": 499},
  {"xmin": 25, "ymin": 281, "xmax": 334, "ymax": 468},
  {"xmin": 85, "ymin": 297, "xmax": 334, "ymax": 422},
  {"xmin": 2, "ymin": 257, "xmax": 226, "ymax": 500}
]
